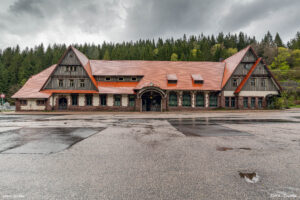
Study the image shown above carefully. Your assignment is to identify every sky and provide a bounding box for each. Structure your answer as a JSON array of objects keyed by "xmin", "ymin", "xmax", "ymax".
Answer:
[{"xmin": 0, "ymin": 0, "xmax": 299, "ymax": 49}]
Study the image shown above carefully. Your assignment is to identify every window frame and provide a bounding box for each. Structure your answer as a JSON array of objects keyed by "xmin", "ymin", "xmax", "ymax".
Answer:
[
  {"xmin": 231, "ymin": 97, "xmax": 236, "ymax": 108},
  {"xmin": 168, "ymin": 93, "xmax": 178, "ymax": 107},
  {"xmin": 225, "ymin": 97, "xmax": 230, "ymax": 107},
  {"xmin": 71, "ymin": 94, "xmax": 78, "ymax": 106},
  {"xmin": 105, "ymin": 77, "xmax": 111, "ymax": 81},
  {"xmin": 114, "ymin": 95, "xmax": 121, "ymax": 106},
  {"xmin": 36, "ymin": 100, "xmax": 45, "ymax": 106},
  {"xmin": 209, "ymin": 93, "xmax": 218, "ymax": 107},
  {"xmin": 182, "ymin": 93, "xmax": 191, "ymax": 107},
  {"xmin": 196, "ymin": 93, "xmax": 205, "ymax": 107},
  {"xmin": 69, "ymin": 79, "xmax": 74, "ymax": 87},
  {"xmin": 232, "ymin": 79, "xmax": 238, "ymax": 87},
  {"xmin": 80, "ymin": 79, "xmax": 85, "ymax": 88},
  {"xmin": 251, "ymin": 97, "xmax": 256, "ymax": 108},
  {"xmin": 131, "ymin": 77, "xmax": 137, "ymax": 81},
  {"xmin": 20, "ymin": 100, "xmax": 27, "ymax": 105},
  {"xmin": 129, "ymin": 95, "xmax": 135, "ymax": 107},
  {"xmin": 250, "ymin": 78, "xmax": 256, "ymax": 87},
  {"xmin": 58, "ymin": 79, "xmax": 64, "ymax": 87},
  {"xmin": 258, "ymin": 97, "xmax": 263, "ymax": 108},
  {"xmin": 85, "ymin": 94, "xmax": 93, "ymax": 106},
  {"xmin": 118, "ymin": 77, "xmax": 124, "ymax": 81},
  {"xmin": 100, "ymin": 94, "xmax": 107, "ymax": 106},
  {"xmin": 243, "ymin": 97, "xmax": 248, "ymax": 108}
]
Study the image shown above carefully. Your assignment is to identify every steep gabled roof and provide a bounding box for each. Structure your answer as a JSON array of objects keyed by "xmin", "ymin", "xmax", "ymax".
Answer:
[
  {"xmin": 40, "ymin": 46, "xmax": 98, "ymax": 91},
  {"xmin": 222, "ymin": 46, "xmax": 251, "ymax": 88},
  {"xmin": 12, "ymin": 65, "xmax": 56, "ymax": 99},
  {"xmin": 234, "ymin": 58, "xmax": 262, "ymax": 94}
]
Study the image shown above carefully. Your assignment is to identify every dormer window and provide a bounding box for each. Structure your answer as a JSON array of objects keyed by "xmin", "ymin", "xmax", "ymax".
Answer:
[
  {"xmin": 167, "ymin": 74, "xmax": 177, "ymax": 84},
  {"xmin": 105, "ymin": 77, "xmax": 111, "ymax": 81},
  {"xmin": 192, "ymin": 74, "xmax": 204, "ymax": 84},
  {"xmin": 80, "ymin": 79, "xmax": 85, "ymax": 87},
  {"xmin": 119, "ymin": 77, "xmax": 124, "ymax": 81},
  {"xmin": 250, "ymin": 78, "xmax": 256, "ymax": 87},
  {"xmin": 132, "ymin": 77, "xmax": 137, "ymax": 81}
]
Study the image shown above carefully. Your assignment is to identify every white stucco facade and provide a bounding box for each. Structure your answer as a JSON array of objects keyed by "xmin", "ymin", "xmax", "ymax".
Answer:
[
  {"xmin": 122, "ymin": 95, "xmax": 128, "ymax": 107},
  {"xmin": 20, "ymin": 99, "xmax": 46, "ymax": 110},
  {"xmin": 107, "ymin": 94, "xmax": 114, "ymax": 106}
]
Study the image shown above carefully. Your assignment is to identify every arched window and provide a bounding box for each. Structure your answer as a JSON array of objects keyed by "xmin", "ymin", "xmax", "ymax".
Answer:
[
  {"xmin": 169, "ymin": 93, "xmax": 177, "ymax": 106},
  {"xmin": 182, "ymin": 93, "xmax": 191, "ymax": 107},
  {"xmin": 196, "ymin": 93, "xmax": 204, "ymax": 107}
]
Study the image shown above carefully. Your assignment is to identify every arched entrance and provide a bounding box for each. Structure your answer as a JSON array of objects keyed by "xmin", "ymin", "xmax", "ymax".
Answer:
[
  {"xmin": 141, "ymin": 91, "xmax": 162, "ymax": 112},
  {"xmin": 58, "ymin": 97, "xmax": 68, "ymax": 110}
]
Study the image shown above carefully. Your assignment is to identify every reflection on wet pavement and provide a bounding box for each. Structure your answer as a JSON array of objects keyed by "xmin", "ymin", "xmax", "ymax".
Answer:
[
  {"xmin": 0, "ymin": 127, "xmax": 105, "ymax": 154},
  {"xmin": 168, "ymin": 118, "xmax": 252, "ymax": 136}
]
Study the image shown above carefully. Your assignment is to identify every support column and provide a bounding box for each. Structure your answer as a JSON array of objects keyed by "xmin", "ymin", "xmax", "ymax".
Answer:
[
  {"xmin": 135, "ymin": 97, "xmax": 141, "ymax": 112},
  {"xmin": 191, "ymin": 91, "xmax": 195, "ymax": 108},
  {"xmin": 205, "ymin": 92, "xmax": 209, "ymax": 108},
  {"xmin": 178, "ymin": 91, "xmax": 183, "ymax": 107}
]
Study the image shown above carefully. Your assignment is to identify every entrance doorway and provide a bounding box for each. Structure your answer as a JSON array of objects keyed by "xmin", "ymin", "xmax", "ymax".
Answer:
[
  {"xmin": 141, "ymin": 91, "xmax": 162, "ymax": 111},
  {"xmin": 58, "ymin": 97, "xmax": 68, "ymax": 110}
]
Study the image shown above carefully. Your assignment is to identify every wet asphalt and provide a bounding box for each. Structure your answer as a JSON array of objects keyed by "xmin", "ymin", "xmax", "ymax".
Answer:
[{"xmin": 0, "ymin": 110, "xmax": 300, "ymax": 199}]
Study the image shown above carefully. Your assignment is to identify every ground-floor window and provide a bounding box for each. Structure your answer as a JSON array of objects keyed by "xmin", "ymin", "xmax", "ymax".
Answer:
[
  {"xmin": 36, "ymin": 100, "xmax": 45, "ymax": 105},
  {"xmin": 209, "ymin": 93, "xmax": 218, "ymax": 107},
  {"xmin": 225, "ymin": 97, "xmax": 230, "ymax": 107},
  {"xmin": 196, "ymin": 93, "xmax": 204, "ymax": 107},
  {"xmin": 114, "ymin": 95, "xmax": 121, "ymax": 106},
  {"xmin": 182, "ymin": 93, "xmax": 191, "ymax": 107},
  {"xmin": 86, "ymin": 94, "xmax": 93, "ymax": 106},
  {"xmin": 20, "ymin": 100, "xmax": 27, "ymax": 105},
  {"xmin": 71, "ymin": 94, "xmax": 78, "ymax": 105},
  {"xmin": 258, "ymin": 97, "xmax": 263, "ymax": 108},
  {"xmin": 100, "ymin": 94, "xmax": 107, "ymax": 106},
  {"xmin": 231, "ymin": 97, "xmax": 236, "ymax": 108},
  {"xmin": 251, "ymin": 97, "xmax": 256, "ymax": 108},
  {"xmin": 243, "ymin": 97, "xmax": 248, "ymax": 108},
  {"xmin": 129, "ymin": 95, "xmax": 135, "ymax": 107},
  {"xmin": 169, "ymin": 93, "xmax": 178, "ymax": 106}
]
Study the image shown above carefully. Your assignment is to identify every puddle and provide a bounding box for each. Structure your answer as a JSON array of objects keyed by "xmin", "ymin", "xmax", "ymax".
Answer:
[
  {"xmin": 0, "ymin": 127, "xmax": 105, "ymax": 154},
  {"xmin": 239, "ymin": 147, "xmax": 251, "ymax": 150},
  {"xmin": 239, "ymin": 171, "xmax": 260, "ymax": 183}
]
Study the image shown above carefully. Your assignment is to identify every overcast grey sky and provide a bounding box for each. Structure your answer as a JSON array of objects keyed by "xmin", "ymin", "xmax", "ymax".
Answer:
[{"xmin": 0, "ymin": 0, "xmax": 299, "ymax": 49}]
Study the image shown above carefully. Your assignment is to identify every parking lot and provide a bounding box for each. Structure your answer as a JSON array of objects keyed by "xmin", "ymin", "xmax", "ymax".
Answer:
[{"xmin": 0, "ymin": 110, "xmax": 300, "ymax": 199}]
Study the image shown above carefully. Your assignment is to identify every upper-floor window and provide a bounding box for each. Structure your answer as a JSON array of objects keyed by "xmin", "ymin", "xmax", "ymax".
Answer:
[
  {"xmin": 69, "ymin": 79, "xmax": 74, "ymax": 87},
  {"xmin": 65, "ymin": 66, "xmax": 70, "ymax": 72},
  {"xmin": 232, "ymin": 79, "xmax": 238, "ymax": 87},
  {"xmin": 118, "ymin": 77, "xmax": 124, "ymax": 81},
  {"xmin": 250, "ymin": 78, "xmax": 256, "ymax": 87},
  {"xmin": 131, "ymin": 77, "xmax": 137, "ymax": 81},
  {"xmin": 80, "ymin": 79, "xmax": 85, "ymax": 87},
  {"xmin": 261, "ymin": 79, "xmax": 266, "ymax": 87},
  {"xmin": 59, "ymin": 79, "xmax": 63, "ymax": 87},
  {"xmin": 71, "ymin": 66, "xmax": 76, "ymax": 72},
  {"xmin": 105, "ymin": 77, "xmax": 111, "ymax": 81}
]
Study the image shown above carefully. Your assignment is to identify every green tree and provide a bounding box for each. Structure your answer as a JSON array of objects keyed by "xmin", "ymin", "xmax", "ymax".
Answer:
[
  {"xmin": 103, "ymin": 50, "xmax": 111, "ymax": 60},
  {"xmin": 274, "ymin": 33, "xmax": 284, "ymax": 47},
  {"xmin": 270, "ymin": 47, "xmax": 291, "ymax": 71},
  {"xmin": 170, "ymin": 53, "xmax": 178, "ymax": 61}
]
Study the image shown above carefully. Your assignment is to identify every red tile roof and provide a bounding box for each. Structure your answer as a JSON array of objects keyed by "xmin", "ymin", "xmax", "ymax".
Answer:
[
  {"xmin": 41, "ymin": 90, "xmax": 98, "ymax": 94},
  {"xmin": 12, "ymin": 65, "xmax": 56, "ymax": 99},
  {"xmin": 234, "ymin": 58, "xmax": 262, "ymax": 94},
  {"xmin": 90, "ymin": 60, "xmax": 225, "ymax": 90}
]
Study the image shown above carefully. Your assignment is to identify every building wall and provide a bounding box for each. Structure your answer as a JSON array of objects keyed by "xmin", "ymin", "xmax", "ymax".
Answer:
[{"xmin": 20, "ymin": 99, "xmax": 46, "ymax": 111}]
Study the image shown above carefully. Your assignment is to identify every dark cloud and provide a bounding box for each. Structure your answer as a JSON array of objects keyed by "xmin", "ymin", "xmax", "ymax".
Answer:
[{"xmin": 0, "ymin": 0, "xmax": 299, "ymax": 48}]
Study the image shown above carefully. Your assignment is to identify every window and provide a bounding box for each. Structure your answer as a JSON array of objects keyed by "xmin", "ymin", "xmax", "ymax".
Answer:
[
  {"xmin": 71, "ymin": 66, "xmax": 76, "ymax": 71},
  {"xmin": 86, "ymin": 94, "xmax": 92, "ymax": 106},
  {"xmin": 71, "ymin": 94, "xmax": 78, "ymax": 106},
  {"xmin": 36, "ymin": 100, "xmax": 45, "ymax": 105},
  {"xmin": 65, "ymin": 66, "xmax": 70, "ymax": 72},
  {"xmin": 258, "ymin": 97, "xmax": 263, "ymax": 108},
  {"xmin": 105, "ymin": 77, "xmax": 111, "ymax": 81},
  {"xmin": 20, "ymin": 100, "xmax": 27, "ymax": 105},
  {"xmin": 194, "ymin": 80, "xmax": 204, "ymax": 84},
  {"xmin": 114, "ymin": 95, "xmax": 121, "ymax": 106},
  {"xmin": 59, "ymin": 79, "xmax": 63, "ymax": 87},
  {"xmin": 250, "ymin": 78, "xmax": 256, "ymax": 87},
  {"xmin": 118, "ymin": 77, "xmax": 124, "ymax": 81},
  {"xmin": 169, "ymin": 93, "xmax": 178, "ymax": 107},
  {"xmin": 80, "ymin": 79, "xmax": 85, "ymax": 88},
  {"xmin": 182, "ymin": 93, "xmax": 191, "ymax": 107},
  {"xmin": 168, "ymin": 80, "xmax": 177, "ymax": 84},
  {"xmin": 231, "ymin": 97, "xmax": 236, "ymax": 108},
  {"xmin": 232, "ymin": 79, "xmax": 238, "ymax": 87},
  {"xmin": 100, "ymin": 94, "xmax": 107, "ymax": 106},
  {"xmin": 131, "ymin": 77, "xmax": 137, "ymax": 81},
  {"xmin": 244, "ymin": 64, "xmax": 252, "ymax": 70},
  {"xmin": 225, "ymin": 97, "xmax": 230, "ymax": 107},
  {"xmin": 243, "ymin": 97, "xmax": 248, "ymax": 108},
  {"xmin": 196, "ymin": 93, "xmax": 204, "ymax": 107},
  {"xmin": 129, "ymin": 95, "xmax": 135, "ymax": 107},
  {"xmin": 69, "ymin": 79, "xmax": 74, "ymax": 87},
  {"xmin": 209, "ymin": 93, "xmax": 218, "ymax": 107},
  {"xmin": 251, "ymin": 97, "xmax": 256, "ymax": 108},
  {"xmin": 261, "ymin": 79, "xmax": 266, "ymax": 87}
]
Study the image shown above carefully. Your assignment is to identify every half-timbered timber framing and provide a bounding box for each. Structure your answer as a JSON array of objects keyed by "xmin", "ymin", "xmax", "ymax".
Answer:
[{"xmin": 12, "ymin": 45, "xmax": 281, "ymax": 111}]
